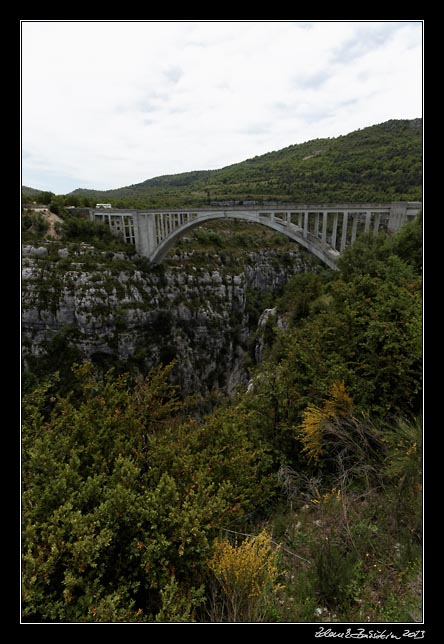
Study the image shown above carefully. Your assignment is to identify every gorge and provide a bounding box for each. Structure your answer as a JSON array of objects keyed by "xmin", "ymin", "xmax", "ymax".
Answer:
[{"xmin": 21, "ymin": 220, "xmax": 322, "ymax": 395}]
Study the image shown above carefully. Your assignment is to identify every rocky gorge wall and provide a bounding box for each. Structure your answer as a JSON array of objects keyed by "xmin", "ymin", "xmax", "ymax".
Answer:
[{"xmin": 22, "ymin": 240, "xmax": 321, "ymax": 395}]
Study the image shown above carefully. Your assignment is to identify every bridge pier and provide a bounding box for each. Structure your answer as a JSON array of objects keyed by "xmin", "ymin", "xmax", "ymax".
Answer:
[
  {"xmin": 321, "ymin": 212, "xmax": 328, "ymax": 245},
  {"xmin": 314, "ymin": 212, "xmax": 320, "ymax": 238},
  {"xmin": 351, "ymin": 215, "xmax": 359, "ymax": 244},
  {"xmin": 303, "ymin": 212, "xmax": 309, "ymax": 239},
  {"xmin": 133, "ymin": 212, "xmax": 157, "ymax": 257},
  {"xmin": 365, "ymin": 211, "xmax": 371, "ymax": 234},
  {"xmin": 373, "ymin": 212, "xmax": 381, "ymax": 235},
  {"xmin": 340, "ymin": 212, "xmax": 349, "ymax": 252},
  {"xmin": 331, "ymin": 213, "xmax": 339, "ymax": 250},
  {"xmin": 388, "ymin": 202, "xmax": 413, "ymax": 232}
]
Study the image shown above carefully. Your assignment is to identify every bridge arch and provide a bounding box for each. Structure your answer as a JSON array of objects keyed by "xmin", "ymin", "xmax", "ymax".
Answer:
[
  {"xmin": 149, "ymin": 212, "xmax": 340, "ymax": 270},
  {"xmin": 89, "ymin": 202, "xmax": 421, "ymax": 271}
]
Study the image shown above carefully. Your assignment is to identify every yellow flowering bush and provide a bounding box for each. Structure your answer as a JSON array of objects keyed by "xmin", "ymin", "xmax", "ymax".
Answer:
[
  {"xmin": 299, "ymin": 381, "xmax": 353, "ymax": 461},
  {"xmin": 207, "ymin": 529, "xmax": 282, "ymax": 622}
]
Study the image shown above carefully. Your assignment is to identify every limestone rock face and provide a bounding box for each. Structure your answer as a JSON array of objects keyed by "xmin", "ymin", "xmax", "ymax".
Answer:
[
  {"xmin": 22, "ymin": 245, "xmax": 48, "ymax": 257},
  {"xmin": 21, "ymin": 243, "xmax": 318, "ymax": 394}
]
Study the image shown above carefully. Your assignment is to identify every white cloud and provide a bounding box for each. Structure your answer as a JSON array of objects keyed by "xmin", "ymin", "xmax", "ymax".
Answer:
[{"xmin": 21, "ymin": 20, "xmax": 423, "ymax": 193}]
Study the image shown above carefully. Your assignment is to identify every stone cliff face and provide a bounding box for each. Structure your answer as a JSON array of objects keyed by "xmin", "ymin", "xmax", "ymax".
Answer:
[{"xmin": 22, "ymin": 242, "xmax": 320, "ymax": 394}]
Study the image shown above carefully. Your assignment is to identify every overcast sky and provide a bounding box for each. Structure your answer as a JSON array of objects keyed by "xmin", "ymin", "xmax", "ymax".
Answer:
[{"xmin": 21, "ymin": 20, "xmax": 423, "ymax": 194}]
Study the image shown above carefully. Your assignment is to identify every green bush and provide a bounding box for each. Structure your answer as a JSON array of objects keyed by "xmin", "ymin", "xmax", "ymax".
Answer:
[
  {"xmin": 383, "ymin": 416, "xmax": 423, "ymax": 544},
  {"xmin": 22, "ymin": 362, "xmax": 276, "ymax": 622},
  {"xmin": 313, "ymin": 540, "xmax": 359, "ymax": 608},
  {"xmin": 60, "ymin": 215, "xmax": 131, "ymax": 253},
  {"xmin": 22, "ymin": 210, "xmax": 50, "ymax": 239}
]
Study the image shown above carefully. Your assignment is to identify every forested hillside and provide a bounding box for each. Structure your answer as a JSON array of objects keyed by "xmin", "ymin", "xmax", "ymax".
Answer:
[
  {"xmin": 25, "ymin": 119, "xmax": 422, "ymax": 210},
  {"xmin": 22, "ymin": 211, "xmax": 422, "ymax": 623},
  {"xmin": 22, "ymin": 185, "xmax": 44, "ymax": 196}
]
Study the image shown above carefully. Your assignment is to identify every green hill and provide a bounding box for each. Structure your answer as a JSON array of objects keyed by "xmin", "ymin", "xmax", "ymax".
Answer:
[
  {"xmin": 69, "ymin": 118, "xmax": 422, "ymax": 208},
  {"xmin": 22, "ymin": 185, "xmax": 44, "ymax": 196}
]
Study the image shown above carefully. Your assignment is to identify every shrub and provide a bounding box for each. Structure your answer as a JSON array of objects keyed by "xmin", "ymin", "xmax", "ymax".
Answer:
[
  {"xmin": 22, "ymin": 362, "xmax": 277, "ymax": 622},
  {"xmin": 383, "ymin": 416, "xmax": 423, "ymax": 543},
  {"xmin": 299, "ymin": 381, "xmax": 353, "ymax": 463},
  {"xmin": 313, "ymin": 539, "xmax": 360, "ymax": 609},
  {"xmin": 207, "ymin": 529, "xmax": 282, "ymax": 622},
  {"xmin": 154, "ymin": 576, "xmax": 205, "ymax": 622},
  {"xmin": 22, "ymin": 210, "xmax": 50, "ymax": 239}
]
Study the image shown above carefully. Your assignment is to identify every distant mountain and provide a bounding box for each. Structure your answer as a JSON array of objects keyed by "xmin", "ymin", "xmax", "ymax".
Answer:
[
  {"xmin": 70, "ymin": 118, "xmax": 422, "ymax": 208},
  {"xmin": 22, "ymin": 186, "xmax": 44, "ymax": 196}
]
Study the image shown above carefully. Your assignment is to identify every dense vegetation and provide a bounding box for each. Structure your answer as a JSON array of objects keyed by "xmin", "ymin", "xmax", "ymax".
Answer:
[
  {"xmin": 22, "ymin": 213, "xmax": 422, "ymax": 623},
  {"xmin": 23, "ymin": 118, "xmax": 422, "ymax": 209}
]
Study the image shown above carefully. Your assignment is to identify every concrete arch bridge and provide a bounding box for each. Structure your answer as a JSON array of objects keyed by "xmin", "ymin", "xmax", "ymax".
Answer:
[{"xmin": 89, "ymin": 202, "xmax": 421, "ymax": 270}]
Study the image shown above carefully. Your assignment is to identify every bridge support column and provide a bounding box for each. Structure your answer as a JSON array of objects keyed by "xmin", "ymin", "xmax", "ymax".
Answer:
[
  {"xmin": 351, "ymin": 215, "xmax": 359, "ymax": 244},
  {"xmin": 340, "ymin": 212, "xmax": 349, "ymax": 252},
  {"xmin": 331, "ymin": 213, "xmax": 338, "ymax": 249},
  {"xmin": 303, "ymin": 212, "xmax": 309, "ymax": 238},
  {"xmin": 134, "ymin": 213, "xmax": 157, "ymax": 258},
  {"xmin": 388, "ymin": 203, "xmax": 407, "ymax": 233},
  {"xmin": 364, "ymin": 212, "xmax": 371, "ymax": 234},
  {"xmin": 314, "ymin": 213, "xmax": 320, "ymax": 238},
  {"xmin": 373, "ymin": 212, "xmax": 381, "ymax": 235},
  {"xmin": 160, "ymin": 214, "xmax": 166, "ymax": 239},
  {"xmin": 322, "ymin": 212, "xmax": 328, "ymax": 244}
]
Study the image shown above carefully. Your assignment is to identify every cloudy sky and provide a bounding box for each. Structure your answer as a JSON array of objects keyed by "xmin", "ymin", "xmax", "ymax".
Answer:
[{"xmin": 21, "ymin": 20, "xmax": 423, "ymax": 194}]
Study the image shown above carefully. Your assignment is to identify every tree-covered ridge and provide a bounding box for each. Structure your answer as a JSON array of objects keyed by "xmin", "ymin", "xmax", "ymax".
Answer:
[
  {"xmin": 22, "ymin": 215, "xmax": 422, "ymax": 622},
  {"xmin": 22, "ymin": 185, "xmax": 44, "ymax": 196},
  {"xmin": 27, "ymin": 118, "xmax": 421, "ymax": 210}
]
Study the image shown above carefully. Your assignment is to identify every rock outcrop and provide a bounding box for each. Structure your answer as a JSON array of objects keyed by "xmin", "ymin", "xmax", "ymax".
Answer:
[{"xmin": 22, "ymin": 242, "xmax": 320, "ymax": 394}]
